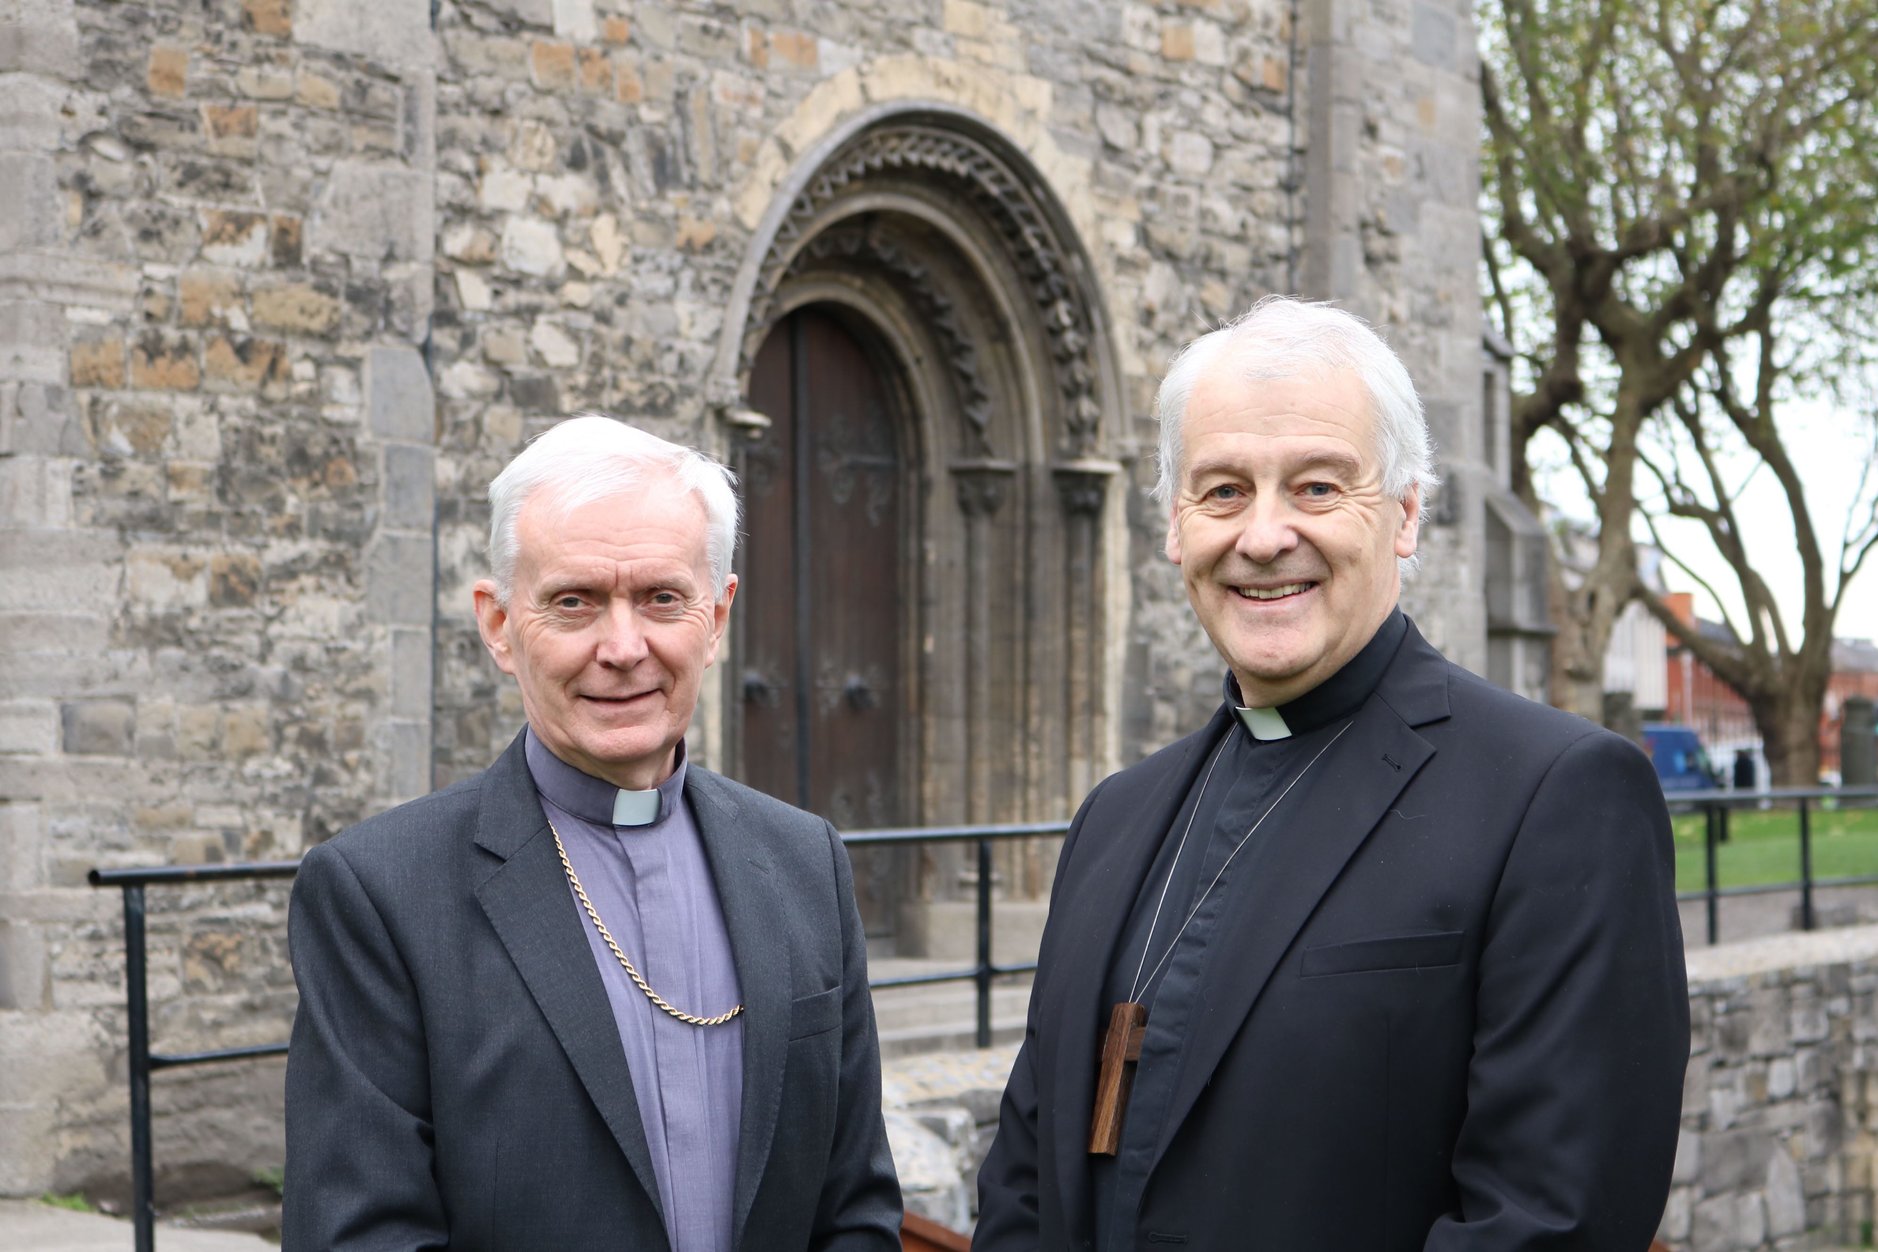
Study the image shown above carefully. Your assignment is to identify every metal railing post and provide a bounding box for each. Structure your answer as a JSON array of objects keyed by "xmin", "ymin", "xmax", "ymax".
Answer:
[
  {"xmin": 1799, "ymin": 797, "xmax": 1815, "ymax": 931},
  {"xmin": 122, "ymin": 884, "xmax": 156, "ymax": 1252},
  {"xmin": 1704, "ymin": 802, "xmax": 1720, "ymax": 945},
  {"xmin": 975, "ymin": 836, "xmax": 992, "ymax": 1048}
]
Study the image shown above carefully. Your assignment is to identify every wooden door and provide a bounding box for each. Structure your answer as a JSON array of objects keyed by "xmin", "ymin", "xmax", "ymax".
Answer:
[{"xmin": 740, "ymin": 309, "xmax": 909, "ymax": 933}]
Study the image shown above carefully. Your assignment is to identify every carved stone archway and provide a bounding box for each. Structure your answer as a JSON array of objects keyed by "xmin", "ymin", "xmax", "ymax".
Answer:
[{"xmin": 721, "ymin": 112, "xmax": 1124, "ymax": 942}]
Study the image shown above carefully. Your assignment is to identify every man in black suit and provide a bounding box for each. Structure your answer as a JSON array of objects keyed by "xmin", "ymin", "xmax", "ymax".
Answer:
[
  {"xmin": 285, "ymin": 415, "xmax": 900, "ymax": 1250},
  {"xmin": 976, "ymin": 297, "xmax": 1688, "ymax": 1250}
]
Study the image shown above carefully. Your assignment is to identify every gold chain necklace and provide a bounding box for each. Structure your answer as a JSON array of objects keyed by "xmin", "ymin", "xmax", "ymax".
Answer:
[{"xmin": 550, "ymin": 820, "xmax": 743, "ymax": 1028}]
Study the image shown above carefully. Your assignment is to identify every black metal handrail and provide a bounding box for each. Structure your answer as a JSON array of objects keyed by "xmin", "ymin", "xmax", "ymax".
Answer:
[
  {"xmin": 86, "ymin": 824, "xmax": 1062, "ymax": 1247},
  {"xmin": 1664, "ymin": 784, "xmax": 1878, "ymax": 944}
]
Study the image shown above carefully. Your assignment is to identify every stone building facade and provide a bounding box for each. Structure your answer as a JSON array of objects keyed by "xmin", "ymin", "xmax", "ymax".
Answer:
[{"xmin": 0, "ymin": 0, "xmax": 1494, "ymax": 1200}]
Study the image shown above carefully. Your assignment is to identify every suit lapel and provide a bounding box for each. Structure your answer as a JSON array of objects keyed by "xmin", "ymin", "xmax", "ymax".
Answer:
[
  {"xmin": 1152, "ymin": 627, "xmax": 1451, "ymax": 1166},
  {"xmin": 1049, "ymin": 708, "xmax": 1236, "ymax": 1241},
  {"xmin": 469, "ymin": 734, "xmax": 666, "ymax": 1225},
  {"xmin": 684, "ymin": 770, "xmax": 790, "ymax": 1252}
]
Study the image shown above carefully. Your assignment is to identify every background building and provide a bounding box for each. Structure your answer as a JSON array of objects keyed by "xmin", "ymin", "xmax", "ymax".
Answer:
[{"xmin": 0, "ymin": 0, "xmax": 1504, "ymax": 1201}]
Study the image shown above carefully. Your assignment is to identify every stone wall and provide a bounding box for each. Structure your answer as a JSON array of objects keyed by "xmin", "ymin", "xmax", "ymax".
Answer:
[
  {"xmin": 0, "ymin": 0, "xmax": 1491, "ymax": 1200},
  {"xmin": 880, "ymin": 928, "xmax": 1878, "ymax": 1251},
  {"xmin": 1666, "ymin": 928, "xmax": 1878, "ymax": 1251},
  {"xmin": 0, "ymin": 0, "xmax": 437, "ymax": 1194}
]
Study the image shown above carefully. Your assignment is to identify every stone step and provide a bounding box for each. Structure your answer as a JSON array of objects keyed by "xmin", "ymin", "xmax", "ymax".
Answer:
[{"xmin": 869, "ymin": 958, "xmax": 1033, "ymax": 1057}]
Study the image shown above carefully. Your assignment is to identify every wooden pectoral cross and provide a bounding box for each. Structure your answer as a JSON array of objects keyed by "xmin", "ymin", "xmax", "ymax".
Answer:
[{"xmin": 1088, "ymin": 1000, "xmax": 1147, "ymax": 1156}]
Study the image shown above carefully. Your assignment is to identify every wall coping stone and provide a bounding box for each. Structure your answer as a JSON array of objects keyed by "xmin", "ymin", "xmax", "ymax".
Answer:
[{"xmin": 1685, "ymin": 923, "xmax": 1878, "ymax": 982}]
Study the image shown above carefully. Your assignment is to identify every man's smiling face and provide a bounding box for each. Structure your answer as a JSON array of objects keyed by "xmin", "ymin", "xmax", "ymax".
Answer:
[
  {"xmin": 473, "ymin": 481, "xmax": 734, "ymax": 791},
  {"xmin": 1165, "ymin": 363, "xmax": 1419, "ymax": 707}
]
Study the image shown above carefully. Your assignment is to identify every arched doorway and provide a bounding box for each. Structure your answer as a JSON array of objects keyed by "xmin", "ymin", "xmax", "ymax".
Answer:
[
  {"xmin": 720, "ymin": 113, "xmax": 1125, "ymax": 953},
  {"xmin": 740, "ymin": 307, "xmax": 915, "ymax": 933}
]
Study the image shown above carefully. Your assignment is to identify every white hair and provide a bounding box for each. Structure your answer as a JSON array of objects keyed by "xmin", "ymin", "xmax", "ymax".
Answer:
[
  {"xmin": 1152, "ymin": 297, "xmax": 1439, "ymax": 561},
  {"xmin": 486, "ymin": 413, "xmax": 740, "ymax": 603}
]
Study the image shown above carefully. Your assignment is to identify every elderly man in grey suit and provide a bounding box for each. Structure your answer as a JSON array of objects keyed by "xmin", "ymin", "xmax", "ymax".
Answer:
[{"xmin": 284, "ymin": 415, "xmax": 901, "ymax": 1250}]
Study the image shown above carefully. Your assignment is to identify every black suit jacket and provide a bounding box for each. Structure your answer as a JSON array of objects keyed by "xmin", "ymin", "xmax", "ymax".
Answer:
[
  {"xmin": 977, "ymin": 622, "xmax": 1689, "ymax": 1251},
  {"xmin": 284, "ymin": 733, "xmax": 901, "ymax": 1251}
]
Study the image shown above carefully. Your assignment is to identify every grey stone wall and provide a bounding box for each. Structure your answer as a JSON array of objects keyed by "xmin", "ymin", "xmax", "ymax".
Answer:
[
  {"xmin": 882, "ymin": 929, "xmax": 1878, "ymax": 1250},
  {"xmin": 0, "ymin": 0, "xmax": 435, "ymax": 1195},
  {"xmin": 1666, "ymin": 928, "xmax": 1878, "ymax": 1251},
  {"xmin": 0, "ymin": 0, "xmax": 1492, "ymax": 1201}
]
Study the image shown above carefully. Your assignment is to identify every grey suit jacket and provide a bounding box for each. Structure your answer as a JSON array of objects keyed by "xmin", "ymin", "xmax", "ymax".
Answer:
[{"xmin": 283, "ymin": 732, "xmax": 901, "ymax": 1251}]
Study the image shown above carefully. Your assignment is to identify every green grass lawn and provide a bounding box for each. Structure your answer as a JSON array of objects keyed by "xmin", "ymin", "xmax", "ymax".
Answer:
[{"xmin": 1671, "ymin": 802, "xmax": 1878, "ymax": 893}]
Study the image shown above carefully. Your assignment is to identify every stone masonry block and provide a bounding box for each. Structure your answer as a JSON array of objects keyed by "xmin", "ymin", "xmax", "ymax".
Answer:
[
  {"xmin": 0, "ymin": 700, "xmax": 58, "ymax": 755},
  {"xmin": 367, "ymin": 532, "xmax": 434, "ymax": 625},
  {"xmin": 296, "ymin": 0, "xmax": 432, "ymax": 65},
  {"xmin": 386, "ymin": 718, "xmax": 431, "ymax": 804},
  {"xmin": 314, "ymin": 160, "xmax": 435, "ymax": 263},
  {"xmin": 0, "ymin": 72, "xmax": 66, "ymax": 153},
  {"xmin": 0, "ymin": 300, "xmax": 65, "ymax": 385},
  {"xmin": 383, "ymin": 442, "xmax": 435, "ymax": 530},
  {"xmin": 552, "ymin": 0, "xmax": 597, "ymax": 41},
  {"xmin": 0, "ymin": 918, "xmax": 48, "ymax": 1010},
  {"xmin": 368, "ymin": 345, "xmax": 434, "ymax": 443},
  {"xmin": 1410, "ymin": 0, "xmax": 1458, "ymax": 70},
  {"xmin": 0, "ymin": 452, "xmax": 72, "ymax": 526},
  {"xmin": 0, "ymin": 154, "xmax": 57, "ymax": 254},
  {"xmin": 0, "ymin": 0, "xmax": 82, "ymax": 78},
  {"xmin": 60, "ymin": 699, "xmax": 135, "ymax": 756},
  {"xmin": 0, "ymin": 530, "xmax": 121, "ymax": 614},
  {"xmin": 242, "ymin": 0, "xmax": 292, "ymax": 38},
  {"xmin": 390, "ymin": 627, "xmax": 433, "ymax": 721}
]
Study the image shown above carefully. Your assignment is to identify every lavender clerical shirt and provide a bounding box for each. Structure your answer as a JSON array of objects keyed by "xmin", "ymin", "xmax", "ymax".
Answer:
[{"xmin": 525, "ymin": 730, "xmax": 744, "ymax": 1252}]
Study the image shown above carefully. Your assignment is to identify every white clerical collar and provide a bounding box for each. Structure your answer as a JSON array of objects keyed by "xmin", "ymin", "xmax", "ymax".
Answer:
[
  {"xmin": 611, "ymin": 787, "xmax": 661, "ymax": 826},
  {"xmin": 1234, "ymin": 704, "xmax": 1293, "ymax": 741}
]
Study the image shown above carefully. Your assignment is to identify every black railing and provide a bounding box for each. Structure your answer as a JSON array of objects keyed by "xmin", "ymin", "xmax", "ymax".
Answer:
[
  {"xmin": 1667, "ymin": 785, "xmax": 1878, "ymax": 944},
  {"xmin": 86, "ymin": 821, "xmax": 1061, "ymax": 1246}
]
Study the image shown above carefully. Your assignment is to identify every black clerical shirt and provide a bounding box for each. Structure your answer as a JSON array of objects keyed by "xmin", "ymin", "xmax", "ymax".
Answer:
[{"xmin": 1092, "ymin": 609, "xmax": 1409, "ymax": 1250}]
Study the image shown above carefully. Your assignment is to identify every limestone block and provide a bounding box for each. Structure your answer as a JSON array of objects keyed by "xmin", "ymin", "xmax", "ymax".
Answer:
[
  {"xmin": 528, "ymin": 319, "xmax": 579, "ymax": 367},
  {"xmin": 368, "ymin": 532, "xmax": 434, "ymax": 625},
  {"xmin": 1671, "ymin": 1126, "xmax": 1700, "ymax": 1185},
  {"xmin": 1167, "ymin": 130, "xmax": 1215, "ymax": 176},
  {"xmin": 315, "ymin": 160, "xmax": 435, "ymax": 264},
  {"xmin": 884, "ymin": 1109, "xmax": 972, "ymax": 1233},
  {"xmin": 60, "ymin": 700, "xmax": 135, "ymax": 756},
  {"xmin": 296, "ymin": 0, "xmax": 433, "ymax": 67},
  {"xmin": 0, "ymin": 700, "xmax": 57, "ymax": 756},
  {"xmin": 383, "ymin": 442, "xmax": 435, "ymax": 531},
  {"xmin": 1703, "ymin": 1125, "xmax": 1775, "ymax": 1194},
  {"xmin": 0, "ymin": 452, "xmax": 72, "ymax": 526},
  {"xmin": 384, "ymin": 718, "xmax": 431, "ymax": 804},
  {"xmin": 454, "ymin": 269, "xmax": 492, "ymax": 311},
  {"xmin": 0, "ymin": 531, "xmax": 119, "ymax": 615},
  {"xmin": 126, "ymin": 547, "xmax": 206, "ymax": 609},
  {"xmin": 367, "ymin": 344, "xmax": 434, "ymax": 443},
  {"xmin": 252, "ymin": 281, "xmax": 341, "ymax": 335},
  {"xmin": 199, "ymin": 209, "xmax": 270, "ymax": 267},
  {"xmin": 1658, "ymin": 1186, "xmax": 1692, "ymax": 1241},
  {"xmin": 500, "ymin": 216, "xmax": 565, "ymax": 277},
  {"xmin": 552, "ymin": 0, "xmax": 597, "ymax": 42},
  {"xmin": 479, "ymin": 164, "xmax": 532, "ymax": 213},
  {"xmin": 390, "ymin": 626, "xmax": 432, "ymax": 721},
  {"xmin": 0, "ymin": 300, "xmax": 65, "ymax": 386},
  {"xmin": 1765, "ymin": 1144, "xmax": 1806, "ymax": 1236},
  {"xmin": 536, "ymin": 171, "xmax": 597, "ymax": 218},
  {"xmin": 0, "ymin": 153, "xmax": 55, "ymax": 257},
  {"xmin": 0, "ymin": 0, "xmax": 82, "ymax": 78}
]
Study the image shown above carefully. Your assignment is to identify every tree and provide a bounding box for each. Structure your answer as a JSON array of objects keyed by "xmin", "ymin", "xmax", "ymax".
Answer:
[{"xmin": 1481, "ymin": 0, "xmax": 1878, "ymax": 782}]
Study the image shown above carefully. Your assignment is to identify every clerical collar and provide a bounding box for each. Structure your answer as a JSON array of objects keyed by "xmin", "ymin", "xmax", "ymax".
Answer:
[
  {"xmin": 523, "ymin": 728, "xmax": 688, "ymax": 829},
  {"xmin": 1225, "ymin": 608, "xmax": 1408, "ymax": 739}
]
